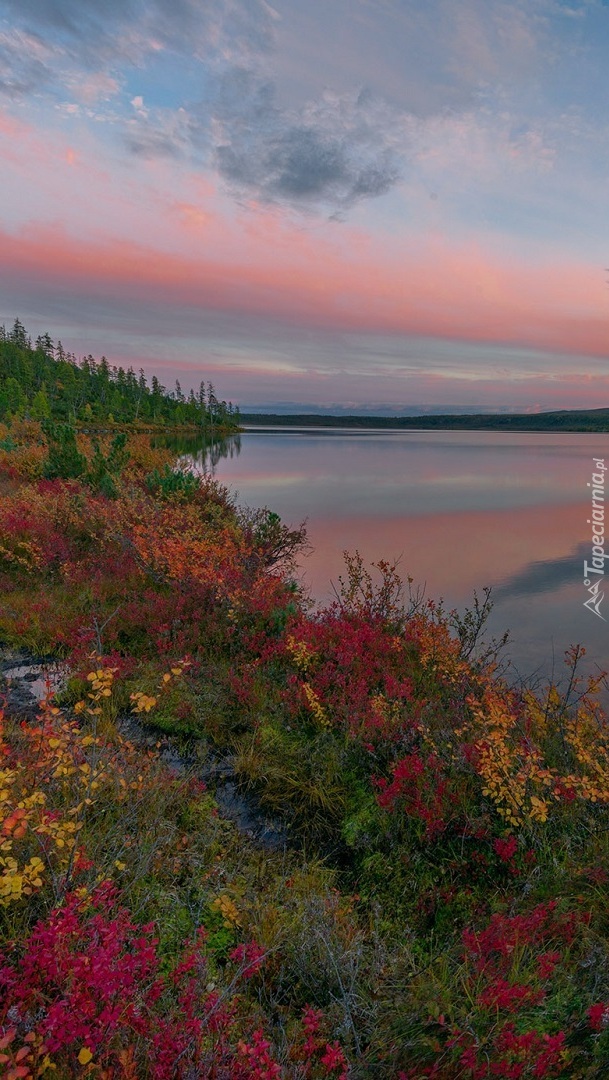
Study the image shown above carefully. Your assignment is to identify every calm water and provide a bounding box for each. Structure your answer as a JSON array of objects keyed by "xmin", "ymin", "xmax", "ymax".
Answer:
[{"xmin": 188, "ymin": 429, "xmax": 609, "ymax": 690}]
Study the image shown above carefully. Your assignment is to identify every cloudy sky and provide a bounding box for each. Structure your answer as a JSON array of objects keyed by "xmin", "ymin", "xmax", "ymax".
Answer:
[{"xmin": 1, "ymin": 0, "xmax": 608, "ymax": 412}]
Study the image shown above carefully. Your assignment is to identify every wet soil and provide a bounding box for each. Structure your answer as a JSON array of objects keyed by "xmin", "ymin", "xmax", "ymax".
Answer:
[{"xmin": 0, "ymin": 649, "xmax": 289, "ymax": 852}]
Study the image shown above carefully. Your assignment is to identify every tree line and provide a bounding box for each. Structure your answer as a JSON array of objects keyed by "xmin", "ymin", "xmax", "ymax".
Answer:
[{"xmin": 0, "ymin": 318, "xmax": 240, "ymax": 430}]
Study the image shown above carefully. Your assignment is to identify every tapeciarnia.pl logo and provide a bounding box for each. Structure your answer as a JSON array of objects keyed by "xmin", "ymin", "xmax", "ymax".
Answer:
[{"xmin": 583, "ymin": 457, "xmax": 607, "ymax": 620}]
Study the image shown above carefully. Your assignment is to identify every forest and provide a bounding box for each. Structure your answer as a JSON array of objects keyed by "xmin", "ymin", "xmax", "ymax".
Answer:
[
  {"xmin": 0, "ymin": 319, "xmax": 240, "ymax": 430},
  {"xmin": 2, "ymin": 333, "xmax": 609, "ymax": 1078}
]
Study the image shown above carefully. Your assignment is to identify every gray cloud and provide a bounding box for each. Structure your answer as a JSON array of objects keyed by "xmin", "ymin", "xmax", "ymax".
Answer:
[
  {"xmin": 0, "ymin": 0, "xmax": 274, "ymax": 71},
  {"xmin": 0, "ymin": 29, "xmax": 57, "ymax": 97},
  {"xmin": 0, "ymin": 0, "xmax": 145, "ymax": 77},
  {"xmin": 2, "ymin": 0, "xmax": 194, "ymax": 52},
  {"xmin": 2, "ymin": 0, "xmax": 401, "ymax": 213},
  {"xmin": 118, "ymin": 52, "xmax": 402, "ymax": 211},
  {"xmin": 219, "ymin": 120, "xmax": 397, "ymax": 203},
  {"xmin": 123, "ymin": 106, "xmax": 196, "ymax": 159},
  {"xmin": 124, "ymin": 126, "xmax": 186, "ymax": 159},
  {"xmin": 0, "ymin": 0, "xmax": 401, "ymax": 212},
  {"xmin": 211, "ymin": 70, "xmax": 401, "ymax": 210},
  {"xmin": 1, "ymin": 0, "xmax": 131, "ymax": 27}
]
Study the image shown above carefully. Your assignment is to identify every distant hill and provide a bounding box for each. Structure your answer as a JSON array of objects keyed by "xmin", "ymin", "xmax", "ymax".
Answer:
[{"xmin": 241, "ymin": 409, "xmax": 609, "ymax": 432}]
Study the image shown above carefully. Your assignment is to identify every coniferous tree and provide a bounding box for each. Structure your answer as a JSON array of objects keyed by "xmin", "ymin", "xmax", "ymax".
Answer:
[
  {"xmin": 31, "ymin": 386, "xmax": 51, "ymax": 420},
  {"xmin": 10, "ymin": 318, "xmax": 29, "ymax": 349}
]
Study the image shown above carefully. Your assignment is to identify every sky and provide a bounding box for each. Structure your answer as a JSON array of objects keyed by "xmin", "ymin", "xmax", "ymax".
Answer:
[{"xmin": 1, "ymin": 0, "xmax": 609, "ymax": 413}]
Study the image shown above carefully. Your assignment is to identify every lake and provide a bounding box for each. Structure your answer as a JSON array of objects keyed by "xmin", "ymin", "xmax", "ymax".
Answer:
[{"xmin": 187, "ymin": 428, "xmax": 609, "ymax": 691}]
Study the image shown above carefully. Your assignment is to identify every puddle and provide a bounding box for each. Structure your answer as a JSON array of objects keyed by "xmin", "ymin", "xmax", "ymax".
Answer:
[
  {"xmin": 3, "ymin": 664, "xmax": 66, "ymax": 702},
  {"xmin": 205, "ymin": 772, "xmax": 289, "ymax": 851}
]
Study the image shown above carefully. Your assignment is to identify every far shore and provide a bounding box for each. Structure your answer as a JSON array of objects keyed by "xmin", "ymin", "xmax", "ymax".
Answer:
[{"xmin": 240, "ymin": 408, "xmax": 609, "ymax": 433}]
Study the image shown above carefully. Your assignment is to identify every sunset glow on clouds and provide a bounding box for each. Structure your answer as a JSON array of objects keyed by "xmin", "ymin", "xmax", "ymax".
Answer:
[{"xmin": 1, "ymin": 0, "xmax": 609, "ymax": 411}]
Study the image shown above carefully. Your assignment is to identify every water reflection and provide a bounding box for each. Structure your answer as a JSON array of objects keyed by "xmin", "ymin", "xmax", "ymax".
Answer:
[
  {"xmin": 491, "ymin": 543, "xmax": 588, "ymax": 601},
  {"xmin": 183, "ymin": 429, "xmax": 609, "ymax": 688},
  {"xmin": 158, "ymin": 433, "xmax": 242, "ymax": 475}
]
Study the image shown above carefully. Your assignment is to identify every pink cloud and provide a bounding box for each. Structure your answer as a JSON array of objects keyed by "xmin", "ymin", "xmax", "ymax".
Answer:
[
  {"xmin": 0, "ymin": 102, "xmax": 604, "ymax": 366},
  {"xmin": 0, "ymin": 219, "xmax": 607, "ymax": 362},
  {"xmin": 0, "ymin": 110, "xmax": 32, "ymax": 138}
]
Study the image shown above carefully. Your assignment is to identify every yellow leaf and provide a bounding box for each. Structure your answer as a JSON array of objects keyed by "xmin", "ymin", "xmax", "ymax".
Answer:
[
  {"xmin": 212, "ymin": 894, "xmax": 241, "ymax": 926},
  {"xmin": 114, "ymin": 860, "xmax": 126, "ymax": 871},
  {"xmin": 78, "ymin": 1047, "xmax": 93, "ymax": 1065},
  {"xmin": 162, "ymin": 673, "xmax": 171, "ymax": 683}
]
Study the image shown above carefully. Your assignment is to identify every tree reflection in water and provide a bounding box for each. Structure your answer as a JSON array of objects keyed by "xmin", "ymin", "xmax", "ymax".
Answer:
[{"xmin": 152, "ymin": 433, "xmax": 241, "ymax": 475}]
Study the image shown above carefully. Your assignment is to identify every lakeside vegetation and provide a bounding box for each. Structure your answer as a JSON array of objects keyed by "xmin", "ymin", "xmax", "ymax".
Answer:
[
  {"xmin": 241, "ymin": 410, "xmax": 609, "ymax": 432},
  {"xmin": 2, "ymin": 345, "xmax": 609, "ymax": 1076}
]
